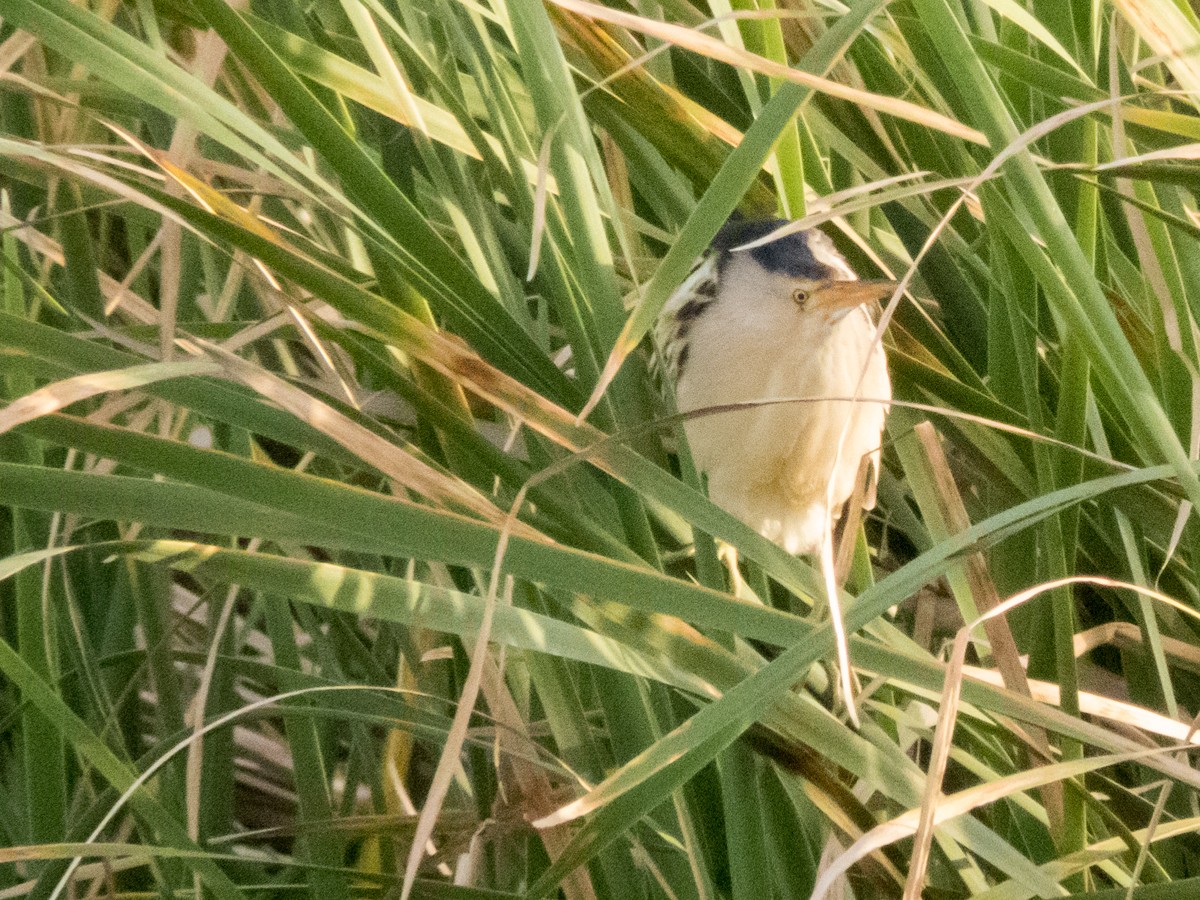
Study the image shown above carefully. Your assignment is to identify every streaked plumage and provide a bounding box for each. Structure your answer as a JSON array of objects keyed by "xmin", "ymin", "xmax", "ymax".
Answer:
[{"xmin": 655, "ymin": 218, "xmax": 892, "ymax": 555}]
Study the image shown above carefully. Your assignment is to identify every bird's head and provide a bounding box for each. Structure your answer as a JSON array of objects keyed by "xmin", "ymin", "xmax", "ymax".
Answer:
[
  {"xmin": 710, "ymin": 218, "xmax": 895, "ymax": 328},
  {"xmin": 655, "ymin": 217, "xmax": 897, "ymax": 382}
]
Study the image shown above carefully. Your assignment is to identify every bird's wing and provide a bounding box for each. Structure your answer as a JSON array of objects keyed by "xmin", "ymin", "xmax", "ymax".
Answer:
[{"xmin": 651, "ymin": 253, "xmax": 720, "ymax": 389}]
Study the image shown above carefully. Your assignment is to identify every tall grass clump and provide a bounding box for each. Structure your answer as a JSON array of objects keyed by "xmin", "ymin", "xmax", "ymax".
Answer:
[{"xmin": 3, "ymin": 1, "xmax": 1200, "ymax": 897}]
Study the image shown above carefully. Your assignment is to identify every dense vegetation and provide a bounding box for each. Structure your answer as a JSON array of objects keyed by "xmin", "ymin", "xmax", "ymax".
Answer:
[{"xmin": 4, "ymin": 0, "xmax": 1200, "ymax": 897}]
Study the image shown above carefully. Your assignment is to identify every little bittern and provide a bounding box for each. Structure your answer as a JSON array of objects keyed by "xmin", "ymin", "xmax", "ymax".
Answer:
[{"xmin": 656, "ymin": 218, "xmax": 893, "ymax": 554}]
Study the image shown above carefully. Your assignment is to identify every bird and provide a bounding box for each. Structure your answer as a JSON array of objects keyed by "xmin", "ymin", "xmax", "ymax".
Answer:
[{"xmin": 655, "ymin": 217, "xmax": 893, "ymax": 556}]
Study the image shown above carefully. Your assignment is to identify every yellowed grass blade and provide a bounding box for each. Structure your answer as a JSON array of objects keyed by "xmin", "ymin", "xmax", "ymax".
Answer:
[
  {"xmin": 963, "ymin": 665, "xmax": 1200, "ymax": 746},
  {"xmin": 1112, "ymin": 0, "xmax": 1200, "ymax": 111},
  {"xmin": 811, "ymin": 744, "xmax": 1181, "ymax": 900},
  {"xmin": 0, "ymin": 362, "xmax": 218, "ymax": 436},
  {"xmin": 191, "ymin": 340, "xmax": 541, "ymax": 534},
  {"xmin": 902, "ymin": 575, "xmax": 1196, "ymax": 898},
  {"xmin": 548, "ymin": 0, "xmax": 988, "ymax": 146},
  {"xmin": 110, "ymin": 125, "xmax": 282, "ymax": 245}
]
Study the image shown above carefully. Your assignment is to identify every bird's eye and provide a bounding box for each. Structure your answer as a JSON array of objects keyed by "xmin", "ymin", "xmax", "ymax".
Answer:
[{"xmin": 791, "ymin": 288, "xmax": 809, "ymax": 307}]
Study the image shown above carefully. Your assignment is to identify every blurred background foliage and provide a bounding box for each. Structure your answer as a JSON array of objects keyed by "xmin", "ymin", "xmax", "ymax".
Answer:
[{"xmin": 4, "ymin": 0, "xmax": 1200, "ymax": 897}]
